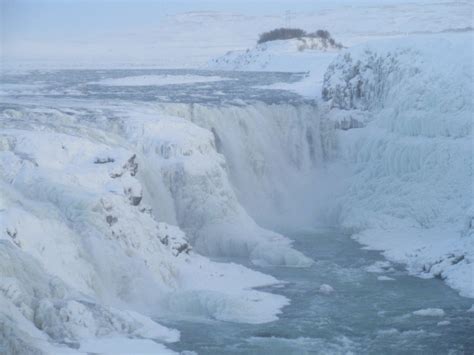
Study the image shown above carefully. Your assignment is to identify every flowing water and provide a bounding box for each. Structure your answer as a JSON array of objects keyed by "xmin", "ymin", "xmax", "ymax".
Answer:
[{"xmin": 161, "ymin": 229, "xmax": 474, "ymax": 354}]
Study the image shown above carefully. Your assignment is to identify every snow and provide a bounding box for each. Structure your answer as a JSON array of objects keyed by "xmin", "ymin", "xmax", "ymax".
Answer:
[
  {"xmin": 320, "ymin": 33, "xmax": 474, "ymax": 298},
  {"xmin": 365, "ymin": 261, "xmax": 394, "ymax": 274},
  {"xmin": 412, "ymin": 308, "xmax": 446, "ymax": 317},
  {"xmin": 377, "ymin": 276, "xmax": 395, "ymax": 281},
  {"xmin": 92, "ymin": 74, "xmax": 231, "ymax": 86},
  {"xmin": 119, "ymin": 106, "xmax": 314, "ymax": 267},
  {"xmin": 318, "ymin": 284, "xmax": 335, "ymax": 294},
  {"xmin": 208, "ymin": 38, "xmax": 341, "ymax": 72},
  {"xmin": 4, "ymin": 1, "xmax": 473, "ymax": 69},
  {"xmin": 252, "ymin": 52, "xmax": 335, "ymax": 97},
  {"xmin": 0, "ymin": 106, "xmax": 292, "ymax": 353}
]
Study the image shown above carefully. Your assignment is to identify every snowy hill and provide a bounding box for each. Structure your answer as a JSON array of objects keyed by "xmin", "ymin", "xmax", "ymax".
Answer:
[{"xmin": 208, "ymin": 37, "xmax": 342, "ymax": 72}]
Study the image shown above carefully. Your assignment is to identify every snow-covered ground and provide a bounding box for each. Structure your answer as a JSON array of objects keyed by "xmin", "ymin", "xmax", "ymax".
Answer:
[{"xmin": 208, "ymin": 37, "xmax": 342, "ymax": 72}]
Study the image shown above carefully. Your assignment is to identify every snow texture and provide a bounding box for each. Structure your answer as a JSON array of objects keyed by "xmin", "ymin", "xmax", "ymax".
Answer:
[
  {"xmin": 208, "ymin": 38, "xmax": 342, "ymax": 72},
  {"xmin": 0, "ymin": 106, "xmax": 291, "ymax": 353},
  {"xmin": 412, "ymin": 308, "xmax": 446, "ymax": 317},
  {"xmin": 321, "ymin": 33, "xmax": 473, "ymax": 298}
]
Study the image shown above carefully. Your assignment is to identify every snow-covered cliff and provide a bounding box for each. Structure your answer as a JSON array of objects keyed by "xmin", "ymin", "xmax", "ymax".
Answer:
[
  {"xmin": 0, "ymin": 105, "xmax": 295, "ymax": 353},
  {"xmin": 117, "ymin": 103, "xmax": 317, "ymax": 267},
  {"xmin": 322, "ymin": 33, "xmax": 473, "ymax": 297}
]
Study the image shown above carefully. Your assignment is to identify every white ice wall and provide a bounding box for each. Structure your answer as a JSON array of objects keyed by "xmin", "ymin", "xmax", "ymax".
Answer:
[
  {"xmin": 0, "ymin": 107, "xmax": 291, "ymax": 353},
  {"xmin": 322, "ymin": 33, "xmax": 473, "ymax": 297}
]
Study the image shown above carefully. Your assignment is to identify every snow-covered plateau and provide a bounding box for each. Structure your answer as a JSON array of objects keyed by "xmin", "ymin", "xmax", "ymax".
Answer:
[{"xmin": 1, "ymin": 6, "xmax": 473, "ymax": 354}]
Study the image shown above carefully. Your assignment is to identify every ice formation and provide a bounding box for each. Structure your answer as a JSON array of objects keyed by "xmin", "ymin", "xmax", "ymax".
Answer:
[
  {"xmin": 322, "ymin": 33, "xmax": 473, "ymax": 297},
  {"xmin": 0, "ymin": 106, "xmax": 291, "ymax": 353},
  {"xmin": 412, "ymin": 308, "xmax": 446, "ymax": 317},
  {"xmin": 318, "ymin": 284, "xmax": 335, "ymax": 295}
]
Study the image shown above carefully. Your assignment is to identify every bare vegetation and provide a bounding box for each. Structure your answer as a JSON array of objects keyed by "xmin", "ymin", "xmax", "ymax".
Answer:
[{"xmin": 257, "ymin": 27, "xmax": 343, "ymax": 48}]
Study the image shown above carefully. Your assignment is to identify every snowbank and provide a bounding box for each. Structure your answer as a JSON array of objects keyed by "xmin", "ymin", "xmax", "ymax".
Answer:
[
  {"xmin": 208, "ymin": 37, "xmax": 341, "ymax": 72},
  {"xmin": 322, "ymin": 33, "xmax": 473, "ymax": 297}
]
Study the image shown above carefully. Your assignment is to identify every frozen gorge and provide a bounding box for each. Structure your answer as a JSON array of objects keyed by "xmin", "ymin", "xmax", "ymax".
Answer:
[{"xmin": 0, "ymin": 27, "xmax": 473, "ymax": 355}]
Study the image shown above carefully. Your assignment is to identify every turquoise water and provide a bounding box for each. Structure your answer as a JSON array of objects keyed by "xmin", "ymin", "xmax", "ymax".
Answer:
[{"xmin": 161, "ymin": 229, "xmax": 473, "ymax": 354}]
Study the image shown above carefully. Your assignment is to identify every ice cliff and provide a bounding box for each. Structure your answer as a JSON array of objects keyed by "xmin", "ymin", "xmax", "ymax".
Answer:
[
  {"xmin": 321, "ymin": 33, "xmax": 473, "ymax": 297},
  {"xmin": 0, "ymin": 106, "xmax": 293, "ymax": 353}
]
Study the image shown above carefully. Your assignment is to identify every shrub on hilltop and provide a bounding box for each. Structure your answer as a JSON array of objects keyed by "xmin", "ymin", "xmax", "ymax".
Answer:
[
  {"xmin": 257, "ymin": 28, "xmax": 343, "ymax": 49},
  {"xmin": 257, "ymin": 28, "xmax": 306, "ymax": 44}
]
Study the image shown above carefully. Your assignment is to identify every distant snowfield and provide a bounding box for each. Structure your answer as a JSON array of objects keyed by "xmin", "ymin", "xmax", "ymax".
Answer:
[
  {"xmin": 93, "ymin": 74, "xmax": 232, "ymax": 86},
  {"xmin": 3, "ymin": 1, "xmax": 473, "ymax": 69}
]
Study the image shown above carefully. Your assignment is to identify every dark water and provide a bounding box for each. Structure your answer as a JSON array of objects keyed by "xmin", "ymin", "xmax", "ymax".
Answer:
[{"xmin": 160, "ymin": 229, "xmax": 474, "ymax": 354}]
